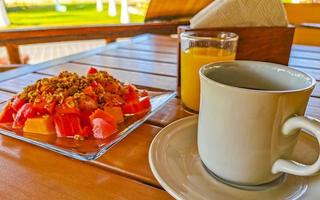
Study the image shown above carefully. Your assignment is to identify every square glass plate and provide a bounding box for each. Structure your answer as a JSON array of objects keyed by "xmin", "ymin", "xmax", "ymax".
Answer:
[{"xmin": 0, "ymin": 91, "xmax": 175, "ymax": 161}]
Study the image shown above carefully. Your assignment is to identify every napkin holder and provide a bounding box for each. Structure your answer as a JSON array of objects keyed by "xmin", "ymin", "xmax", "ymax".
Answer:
[{"xmin": 177, "ymin": 25, "xmax": 295, "ymax": 87}]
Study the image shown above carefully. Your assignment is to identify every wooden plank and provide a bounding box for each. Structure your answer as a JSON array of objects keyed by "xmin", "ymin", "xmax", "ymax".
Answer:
[
  {"xmin": 290, "ymin": 50, "xmax": 320, "ymax": 61},
  {"xmin": 138, "ymin": 39, "xmax": 177, "ymax": 47},
  {"xmin": 292, "ymin": 44, "xmax": 320, "ymax": 53},
  {"xmin": 307, "ymin": 97, "xmax": 320, "ymax": 119},
  {"xmin": 147, "ymin": 98, "xmax": 192, "ymax": 127},
  {"xmin": 5, "ymin": 43, "xmax": 21, "ymax": 64},
  {"xmin": 284, "ymin": 3, "xmax": 320, "ymax": 25},
  {"xmin": 148, "ymin": 34, "xmax": 178, "ymax": 42},
  {"xmin": 74, "ymin": 55, "xmax": 177, "ymax": 77},
  {"xmin": 121, "ymin": 43, "xmax": 177, "ymax": 54},
  {"xmin": 0, "ymin": 34, "xmax": 151, "ymax": 83},
  {"xmin": 312, "ymin": 82, "xmax": 320, "ymax": 98},
  {"xmin": 289, "ymin": 58, "xmax": 320, "ymax": 69},
  {"xmin": 289, "ymin": 67, "xmax": 320, "ymax": 98},
  {"xmin": 0, "ymin": 135, "xmax": 173, "ymax": 200},
  {"xmin": 39, "ymin": 63, "xmax": 177, "ymax": 91},
  {"xmin": 292, "ymin": 26, "xmax": 320, "ymax": 47},
  {"xmin": 291, "ymin": 67, "xmax": 320, "ymax": 80},
  {"xmin": 0, "ymin": 23, "xmax": 184, "ymax": 46},
  {"xmin": 100, "ymin": 49, "xmax": 177, "ymax": 63},
  {"xmin": 0, "ymin": 91, "xmax": 14, "ymax": 103},
  {"xmin": 92, "ymin": 124, "xmax": 162, "ymax": 187},
  {"xmin": 0, "ymin": 73, "xmax": 50, "ymax": 93},
  {"xmin": 145, "ymin": 0, "xmax": 211, "ymax": 22}
]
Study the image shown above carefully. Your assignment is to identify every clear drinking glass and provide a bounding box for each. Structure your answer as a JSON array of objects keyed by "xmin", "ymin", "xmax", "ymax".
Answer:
[{"xmin": 180, "ymin": 31, "xmax": 239, "ymax": 113}]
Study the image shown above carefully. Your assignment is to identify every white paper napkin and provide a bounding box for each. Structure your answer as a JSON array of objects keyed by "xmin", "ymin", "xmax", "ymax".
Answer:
[{"xmin": 190, "ymin": 0, "xmax": 288, "ymax": 28}]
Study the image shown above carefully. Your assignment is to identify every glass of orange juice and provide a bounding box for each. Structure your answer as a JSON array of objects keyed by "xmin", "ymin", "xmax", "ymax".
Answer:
[{"xmin": 180, "ymin": 31, "xmax": 239, "ymax": 113}]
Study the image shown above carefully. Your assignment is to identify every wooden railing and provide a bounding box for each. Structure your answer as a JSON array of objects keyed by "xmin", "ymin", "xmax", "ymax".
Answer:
[{"xmin": 0, "ymin": 21, "xmax": 186, "ymax": 64}]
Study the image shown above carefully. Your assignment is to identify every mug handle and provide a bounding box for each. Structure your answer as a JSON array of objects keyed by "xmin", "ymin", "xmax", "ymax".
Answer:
[{"xmin": 272, "ymin": 116, "xmax": 320, "ymax": 176}]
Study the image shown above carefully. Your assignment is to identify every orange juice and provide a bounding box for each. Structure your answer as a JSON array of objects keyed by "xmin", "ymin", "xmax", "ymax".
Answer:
[{"xmin": 181, "ymin": 47, "xmax": 236, "ymax": 112}]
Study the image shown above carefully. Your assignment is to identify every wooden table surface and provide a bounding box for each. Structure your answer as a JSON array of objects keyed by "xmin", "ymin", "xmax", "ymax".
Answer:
[{"xmin": 0, "ymin": 34, "xmax": 320, "ymax": 199}]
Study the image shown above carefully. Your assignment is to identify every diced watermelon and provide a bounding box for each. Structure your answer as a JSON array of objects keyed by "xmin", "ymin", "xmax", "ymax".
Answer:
[
  {"xmin": 55, "ymin": 98, "xmax": 80, "ymax": 116},
  {"xmin": 0, "ymin": 102, "xmax": 15, "ymax": 123},
  {"xmin": 122, "ymin": 85, "xmax": 139, "ymax": 103},
  {"xmin": 121, "ymin": 103, "xmax": 136, "ymax": 115},
  {"xmin": 79, "ymin": 126, "xmax": 92, "ymax": 137},
  {"xmin": 139, "ymin": 96, "xmax": 151, "ymax": 109},
  {"xmin": 13, "ymin": 103, "xmax": 46, "ymax": 129},
  {"xmin": 80, "ymin": 111, "xmax": 92, "ymax": 127},
  {"xmin": 92, "ymin": 118, "xmax": 117, "ymax": 139},
  {"xmin": 11, "ymin": 97, "xmax": 26, "ymax": 112},
  {"xmin": 33, "ymin": 96, "xmax": 56, "ymax": 114},
  {"xmin": 54, "ymin": 114, "xmax": 82, "ymax": 137},
  {"xmin": 87, "ymin": 67, "xmax": 98, "ymax": 75},
  {"xmin": 89, "ymin": 109, "xmax": 116, "ymax": 128},
  {"xmin": 121, "ymin": 96, "xmax": 151, "ymax": 115}
]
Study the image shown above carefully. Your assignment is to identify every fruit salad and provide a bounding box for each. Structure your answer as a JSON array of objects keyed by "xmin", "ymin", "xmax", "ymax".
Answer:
[{"xmin": 0, "ymin": 67, "xmax": 151, "ymax": 140}]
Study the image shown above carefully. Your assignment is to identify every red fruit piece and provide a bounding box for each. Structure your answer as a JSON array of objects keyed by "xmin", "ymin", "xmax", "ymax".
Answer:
[
  {"xmin": 79, "ymin": 126, "xmax": 93, "ymax": 138},
  {"xmin": 11, "ymin": 96, "xmax": 26, "ymax": 112},
  {"xmin": 140, "ymin": 90, "xmax": 149, "ymax": 97},
  {"xmin": 54, "ymin": 114, "xmax": 82, "ymax": 137},
  {"xmin": 123, "ymin": 102, "xmax": 147, "ymax": 115},
  {"xmin": 121, "ymin": 97, "xmax": 151, "ymax": 115},
  {"xmin": 139, "ymin": 96, "xmax": 151, "ymax": 109},
  {"xmin": 0, "ymin": 102, "xmax": 15, "ymax": 123},
  {"xmin": 87, "ymin": 67, "xmax": 98, "ymax": 75},
  {"xmin": 55, "ymin": 106, "xmax": 80, "ymax": 115},
  {"xmin": 92, "ymin": 118, "xmax": 117, "ymax": 139},
  {"xmin": 121, "ymin": 103, "xmax": 136, "ymax": 115},
  {"xmin": 89, "ymin": 109, "xmax": 116, "ymax": 128},
  {"xmin": 80, "ymin": 111, "xmax": 93, "ymax": 127},
  {"xmin": 122, "ymin": 85, "xmax": 139, "ymax": 103},
  {"xmin": 13, "ymin": 103, "xmax": 46, "ymax": 129},
  {"xmin": 33, "ymin": 96, "xmax": 56, "ymax": 114},
  {"xmin": 55, "ymin": 97, "xmax": 80, "ymax": 115}
]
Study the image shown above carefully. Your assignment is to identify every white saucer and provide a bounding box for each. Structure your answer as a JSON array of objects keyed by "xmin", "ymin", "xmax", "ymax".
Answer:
[{"xmin": 149, "ymin": 115, "xmax": 320, "ymax": 200}]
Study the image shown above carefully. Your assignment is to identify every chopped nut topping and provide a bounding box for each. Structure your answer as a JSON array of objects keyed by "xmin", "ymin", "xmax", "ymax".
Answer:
[
  {"xmin": 19, "ymin": 70, "xmax": 131, "ymax": 110},
  {"xmin": 73, "ymin": 135, "xmax": 84, "ymax": 141}
]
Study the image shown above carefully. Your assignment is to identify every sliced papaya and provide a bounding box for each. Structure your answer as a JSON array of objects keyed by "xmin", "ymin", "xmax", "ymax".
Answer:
[
  {"xmin": 104, "ymin": 106, "xmax": 124, "ymax": 123},
  {"xmin": 23, "ymin": 115, "xmax": 55, "ymax": 135}
]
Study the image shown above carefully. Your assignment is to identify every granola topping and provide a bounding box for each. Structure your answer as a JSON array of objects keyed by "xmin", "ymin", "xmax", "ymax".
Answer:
[{"xmin": 19, "ymin": 71, "xmax": 131, "ymax": 109}]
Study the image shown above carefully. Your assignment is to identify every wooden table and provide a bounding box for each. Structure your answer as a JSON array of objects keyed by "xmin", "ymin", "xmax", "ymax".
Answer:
[{"xmin": 0, "ymin": 34, "xmax": 320, "ymax": 199}]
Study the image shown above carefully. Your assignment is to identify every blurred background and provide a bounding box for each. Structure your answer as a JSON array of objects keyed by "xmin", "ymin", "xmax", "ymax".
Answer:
[
  {"xmin": 0, "ymin": 0, "xmax": 319, "ymax": 64},
  {"xmin": 1, "ymin": 0, "xmax": 319, "ymax": 29},
  {"xmin": 0, "ymin": 0, "xmax": 150, "ymax": 64},
  {"xmin": 2, "ymin": 0, "xmax": 149, "ymax": 28}
]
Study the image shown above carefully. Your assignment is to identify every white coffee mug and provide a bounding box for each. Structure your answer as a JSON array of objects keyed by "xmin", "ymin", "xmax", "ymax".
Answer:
[{"xmin": 198, "ymin": 61, "xmax": 320, "ymax": 186}]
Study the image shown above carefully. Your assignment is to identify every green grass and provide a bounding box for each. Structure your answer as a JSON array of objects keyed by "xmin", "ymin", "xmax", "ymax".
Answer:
[
  {"xmin": 5, "ymin": 1, "xmax": 309, "ymax": 28},
  {"xmin": 6, "ymin": 3, "xmax": 146, "ymax": 28}
]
